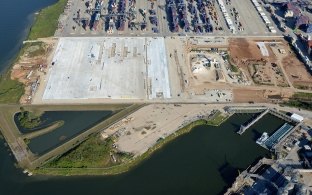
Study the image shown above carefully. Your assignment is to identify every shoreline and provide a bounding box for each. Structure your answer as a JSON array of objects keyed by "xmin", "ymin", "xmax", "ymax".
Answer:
[
  {"xmin": 0, "ymin": 0, "xmax": 67, "ymax": 104},
  {"xmin": 0, "ymin": 0, "xmax": 311, "ymax": 179},
  {"xmin": 33, "ymin": 119, "xmax": 215, "ymax": 176}
]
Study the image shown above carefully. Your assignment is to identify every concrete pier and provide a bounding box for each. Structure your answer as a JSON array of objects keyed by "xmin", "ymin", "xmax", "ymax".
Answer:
[
  {"xmin": 238, "ymin": 109, "xmax": 269, "ymax": 135},
  {"xmin": 229, "ymin": 106, "xmax": 299, "ymax": 135}
]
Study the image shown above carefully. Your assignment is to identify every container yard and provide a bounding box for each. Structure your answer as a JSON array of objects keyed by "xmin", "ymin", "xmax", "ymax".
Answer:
[{"xmin": 55, "ymin": 0, "xmax": 281, "ymax": 37}]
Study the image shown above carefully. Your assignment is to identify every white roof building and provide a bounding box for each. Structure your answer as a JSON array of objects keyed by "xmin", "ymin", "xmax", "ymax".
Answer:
[{"xmin": 291, "ymin": 113, "xmax": 304, "ymax": 122}]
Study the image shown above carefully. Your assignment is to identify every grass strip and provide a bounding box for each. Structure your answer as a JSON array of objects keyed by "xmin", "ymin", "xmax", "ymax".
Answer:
[{"xmin": 28, "ymin": 0, "xmax": 67, "ymax": 40}]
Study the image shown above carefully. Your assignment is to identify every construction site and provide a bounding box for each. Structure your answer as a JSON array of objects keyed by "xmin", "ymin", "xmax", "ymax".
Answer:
[
  {"xmin": 229, "ymin": 38, "xmax": 312, "ymax": 90},
  {"xmin": 16, "ymin": 35, "xmax": 309, "ymax": 104},
  {"xmin": 3, "ymin": 1, "xmax": 312, "ymax": 194},
  {"xmin": 8, "ymin": 0, "xmax": 312, "ymax": 105}
]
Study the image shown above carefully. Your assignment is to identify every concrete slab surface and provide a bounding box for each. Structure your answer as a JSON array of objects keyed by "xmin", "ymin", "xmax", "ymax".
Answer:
[{"xmin": 43, "ymin": 37, "xmax": 171, "ymax": 100}]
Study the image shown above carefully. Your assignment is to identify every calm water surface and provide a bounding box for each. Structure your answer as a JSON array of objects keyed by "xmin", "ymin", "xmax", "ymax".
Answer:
[
  {"xmin": 0, "ymin": 1, "xmax": 287, "ymax": 194},
  {"xmin": 14, "ymin": 111, "xmax": 113, "ymax": 155},
  {"xmin": 0, "ymin": 0, "xmax": 57, "ymax": 72},
  {"xmin": 0, "ymin": 114, "xmax": 285, "ymax": 195}
]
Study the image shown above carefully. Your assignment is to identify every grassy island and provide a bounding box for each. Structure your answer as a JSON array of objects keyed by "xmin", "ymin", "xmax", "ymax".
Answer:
[{"xmin": 16, "ymin": 108, "xmax": 42, "ymax": 129}]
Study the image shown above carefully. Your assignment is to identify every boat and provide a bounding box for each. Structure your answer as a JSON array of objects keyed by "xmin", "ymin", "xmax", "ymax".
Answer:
[{"xmin": 256, "ymin": 132, "xmax": 269, "ymax": 145}]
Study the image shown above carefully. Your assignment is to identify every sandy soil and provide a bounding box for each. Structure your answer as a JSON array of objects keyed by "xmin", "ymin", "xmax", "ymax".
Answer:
[
  {"xmin": 282, "ymin": 53, "xmax": 312, "ymax": 90},
  {"xmin": 11, "ymin": 38, "xmax": 56, "ymax": 104},
  {"xmin": 229, "ymin": 38, "xmax": 293, "ymax": 88},
  {"xmin": 233, "ymin": 89, "xmax": 267, "ymax": 103},
  {"xmin": 229, "ymin": 38, "xmax": 263, "ymax": 61},
  {"xmin": 100, "ymin": 104, "xmax": 221, "ymax": 156}
]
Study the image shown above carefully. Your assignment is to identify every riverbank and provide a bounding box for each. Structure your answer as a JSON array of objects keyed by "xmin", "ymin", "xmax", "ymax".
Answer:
[
  {"xmin": 28, "ymin": 0, "xmax": 67, "ymax": 40},
  {"xmin": 0, "ymin": 0, "xmax": 66, "ymax": 104},
  {"xmin": 0, "ymin": 112, "xmax": 278, "ymax": 195},
  {"xmin": 33, "ymin": 110, "xmax": 229, "ymax": 176}
]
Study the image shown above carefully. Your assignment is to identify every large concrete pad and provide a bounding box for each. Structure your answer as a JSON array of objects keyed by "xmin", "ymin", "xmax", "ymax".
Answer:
[
  {"xmin": 43, "ymin": 37, "xmax": 171, "ymax": 100},
  {"xmin": 147, "ymin": 38, "xmax": 171, "ymax": 99}
]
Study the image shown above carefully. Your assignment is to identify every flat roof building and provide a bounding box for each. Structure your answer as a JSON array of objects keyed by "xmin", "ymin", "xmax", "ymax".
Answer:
[{"xmin": 291, "ymin": 113, "xmax": 304, "ymax": 122}]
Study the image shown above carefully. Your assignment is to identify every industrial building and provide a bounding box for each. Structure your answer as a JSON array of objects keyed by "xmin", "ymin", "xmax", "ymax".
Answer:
[{"xmin": 262, "ymin": 123, "xmax": 294, "ymax": 150}]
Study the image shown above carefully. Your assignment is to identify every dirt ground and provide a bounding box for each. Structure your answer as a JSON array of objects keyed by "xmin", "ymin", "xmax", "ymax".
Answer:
[
  {"xmin": 229, "ymin": 38, "xmax": 293, "ymax": 87},
  {"xmin": 11, "ymin": 38, "xmax": 56, "ymax": 104},
  {"xmin": 282, "ymin": 53, "xmax": 312, "ymax": 90},
  {"xmin": 230, "ymin": 38, "xmax": 312, "ymax": 90},
  {"xmin": 233, "ymin": 89, "xmax": 267, "ymax": 103},
  {"xmin": 100, "ymin": 104, "xmax": 223, "ymax": 156},
  {"xmin": 229, "ymin": 38, "xmax": 263, "ymax": 62}
]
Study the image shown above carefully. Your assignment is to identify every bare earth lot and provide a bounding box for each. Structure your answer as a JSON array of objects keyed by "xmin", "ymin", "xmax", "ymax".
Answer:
[
  {"xmin": 282, "ymin": 53, "xmax": 312, "ymax": 90},
  {"xmin": 101, "ymin": 104, "xmax": 218, "ymax": 156}
]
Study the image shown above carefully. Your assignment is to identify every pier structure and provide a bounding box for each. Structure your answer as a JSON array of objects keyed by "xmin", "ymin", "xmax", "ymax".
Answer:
[
  {"xmin": 237, "ymin": 109, "xmax": 269, "ymax": 135},
  {"xmin": 227, "ymin": 106, "xmax": 299, "ymax": 135},
  {"xmin": 225, "ymin": 106, "xmax": 267, "ymax": 114}
]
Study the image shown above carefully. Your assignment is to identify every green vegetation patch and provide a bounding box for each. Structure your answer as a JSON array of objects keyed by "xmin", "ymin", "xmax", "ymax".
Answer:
[
  {"xmin": 24, "ymin": 138, "xmax": 30, "ymax": 144},
  {"xmin": 44, "ymin": 135, "xmax": 132, "ymax": 168},
  {"xmin": 206, "ymin": 111, "xmax": 229, "ymax": 126},
  {"xmin": 17, "ymin": 109, "xmax": 42, "ymax": 129},
  {"xmin": 0, "ymin": 75, "xmax": 24, "ymax": 104},
  {"xmin": 28, "ymin": 0, "xmax": 67, "ymax": 40},
  {"xmin": 282, "ymin": 100, "xmax": 312, "ymax": 111},
  {"xmin": 293, "ymin": 92, "xmax": 312, "ymax": 101},
  {"xmin": 34, "ymin": 113, "xmax": 231, "ymax": 176},
  {"xmin": 224, "ymin": 54, "xmax": 239, "ymax": 73},
  {"xmin": 230, "ymin": 64, "xmax": 239, "ymax": 73},
  {"xmin": 20, "ymin": 42, "xmax": 46, "ymax": 58},
  {"xmin": 281, "ymin": 92, "xmax": 312, "ymax": 111}
]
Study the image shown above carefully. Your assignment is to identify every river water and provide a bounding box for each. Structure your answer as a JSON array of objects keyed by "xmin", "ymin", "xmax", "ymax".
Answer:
[
  {"xmin": 0, "ymin": 1, "xmax": 287, "ymax": 194},
  {"xmin": 0, "ymin": 113, "xmax": 285, "ymax": 195},
  {"xmin": 0, "ymin": 0, "xmax": 57, "ymax": 73}
]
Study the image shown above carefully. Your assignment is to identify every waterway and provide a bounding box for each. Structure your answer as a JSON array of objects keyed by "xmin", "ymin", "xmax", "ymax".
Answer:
[
  {"xmin": 15, "ymin": 111, "xmax": 112, "ymax": 155},
  {"xmin": 0, "ymin": 0, "xmax": 57, "ymax": 73},
  {"xmin": 0, "ymin": 114, "xmax": 285, "ymax": 195},
  {"xmin": 0, "ymin": 1, "xmax": 287, "ymax": 194}
]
